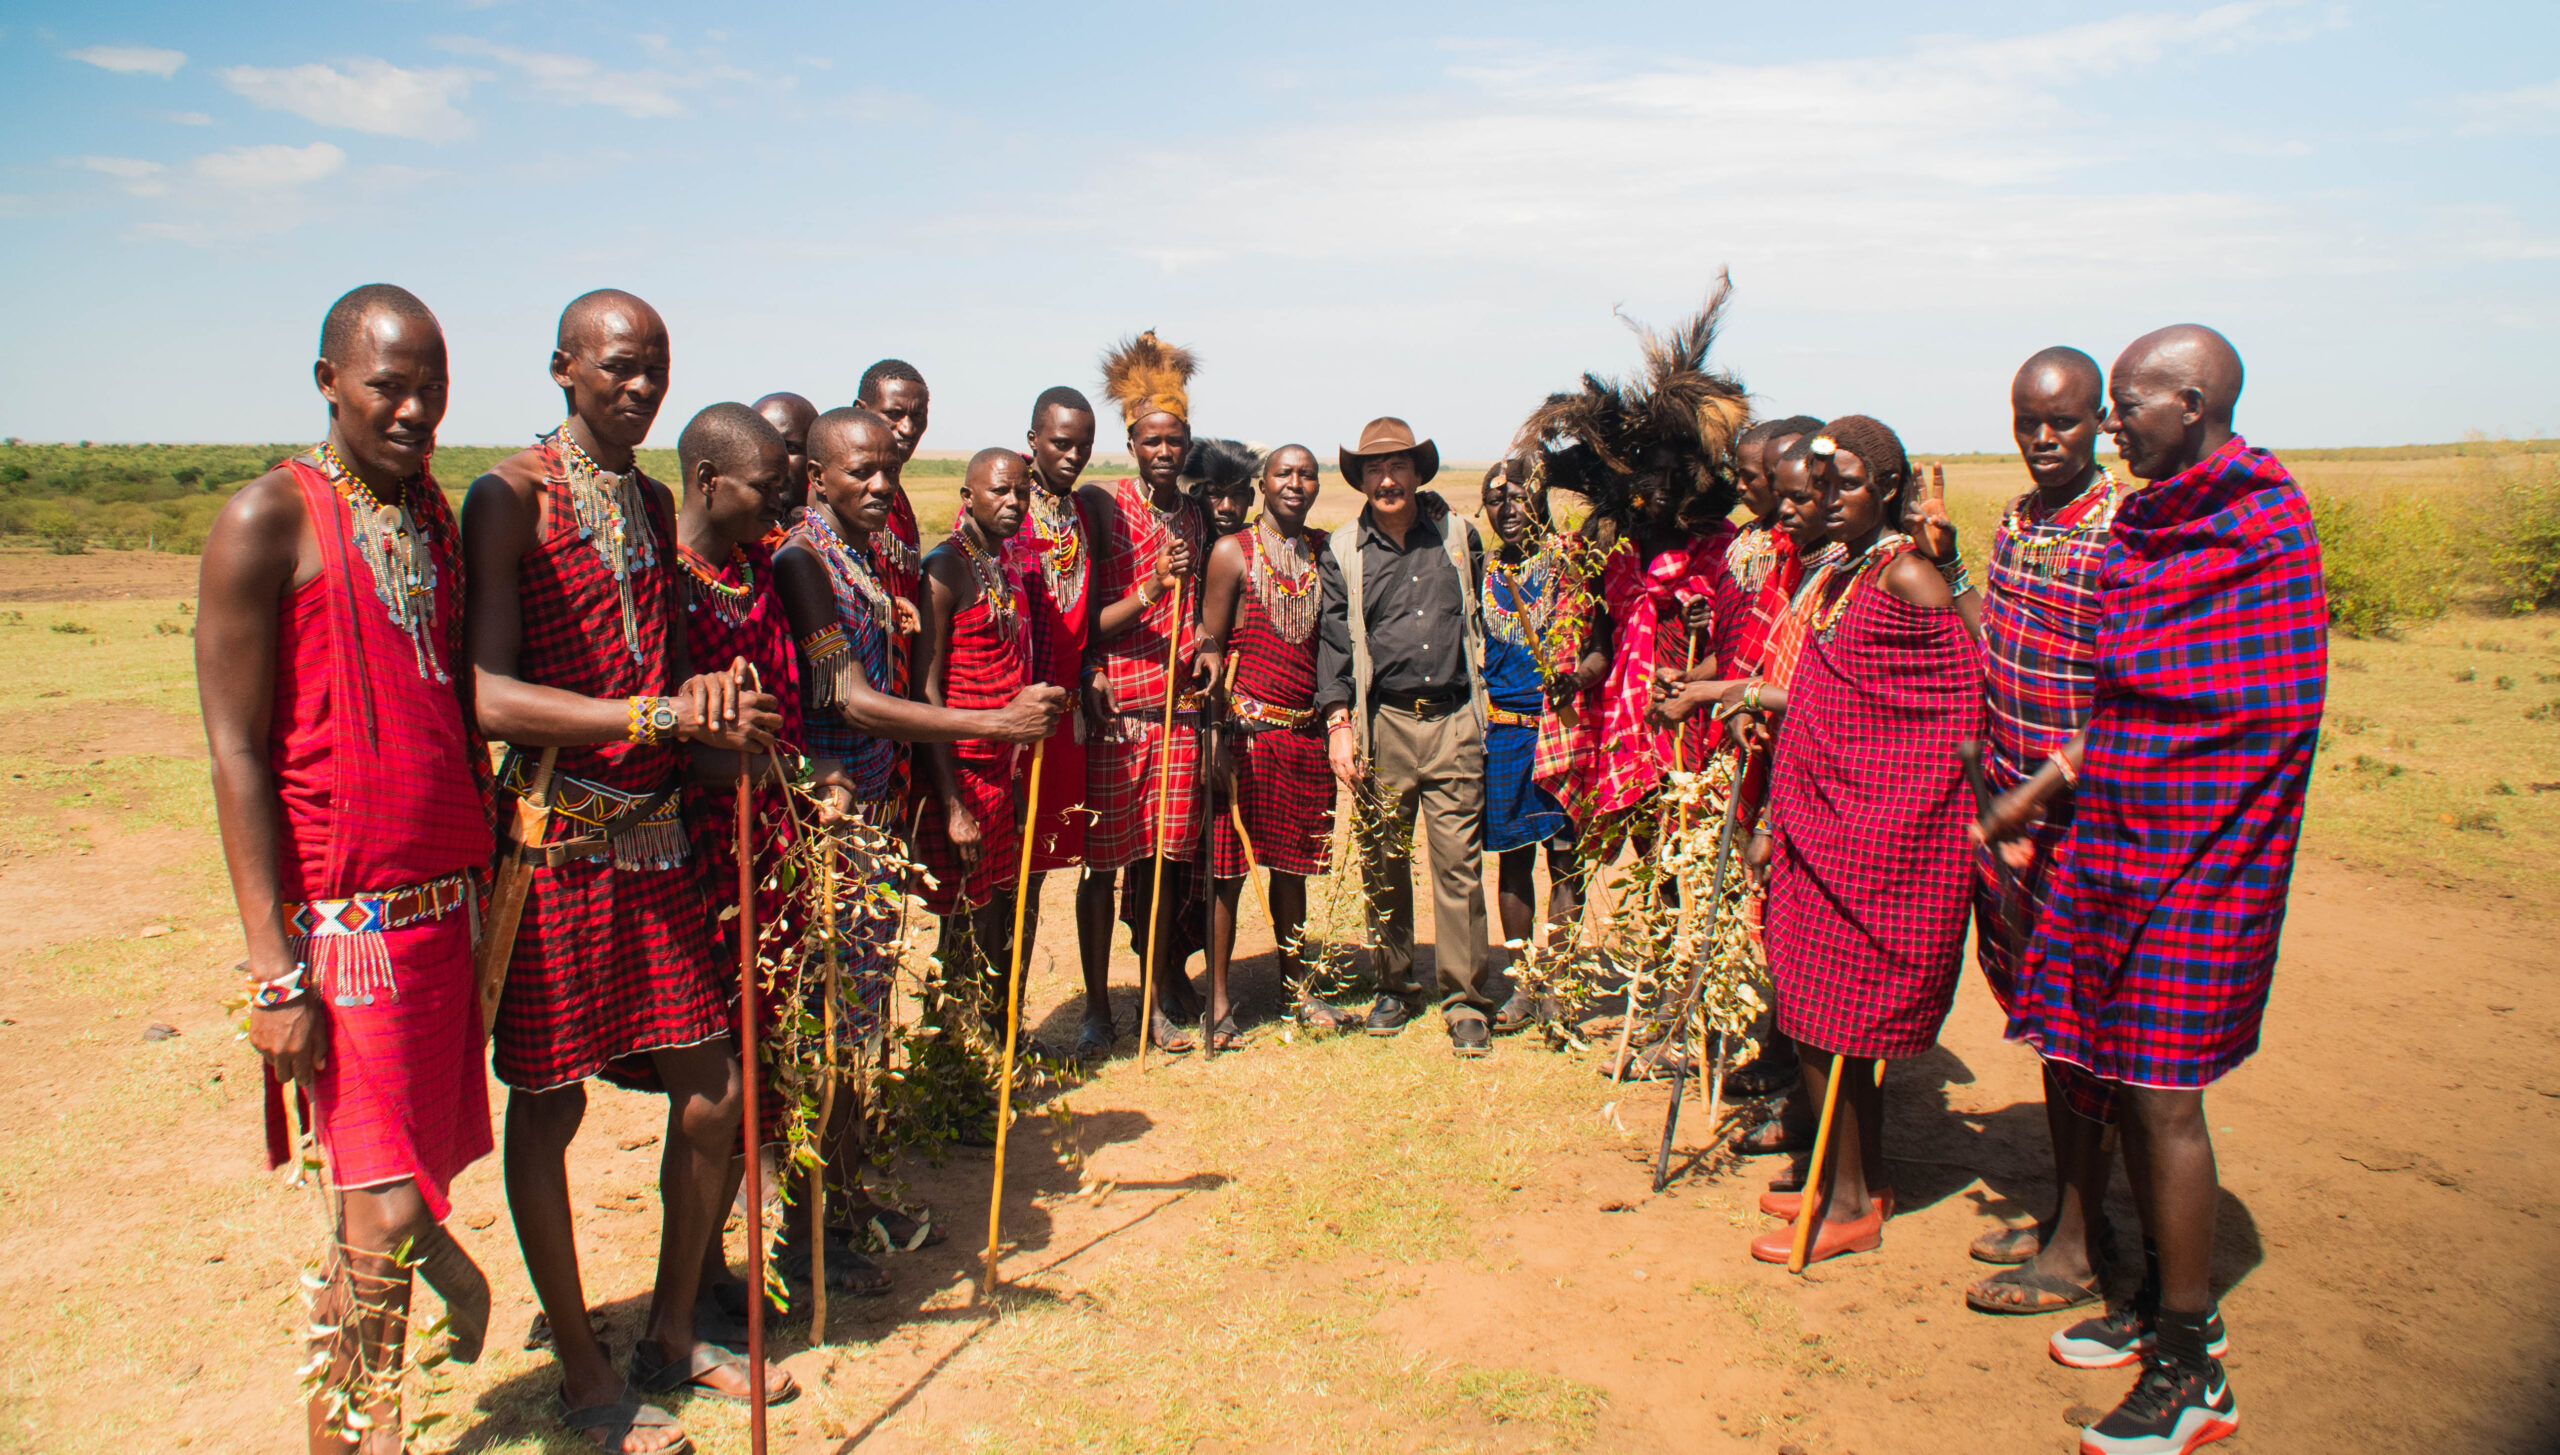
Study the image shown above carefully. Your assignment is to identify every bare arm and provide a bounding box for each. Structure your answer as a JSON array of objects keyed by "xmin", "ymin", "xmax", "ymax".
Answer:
[
  {"xmin": 1193, "ymin": 533, "xmax": 1247, "ymax": 692},
  {"xmin": 771, "ymin": 543, "xmax": 1059, "ymax": 745},
  {"xmin": 196, "ymin": 470, "xmax": 326, "ymax": 1084},
  {"xmin": 914, "ymin": 545, "xmax": 983, "ymax": 867}
]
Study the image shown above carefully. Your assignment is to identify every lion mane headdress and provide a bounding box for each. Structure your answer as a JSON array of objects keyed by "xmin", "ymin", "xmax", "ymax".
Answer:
[
  {"xmin": 1099, "ymin": 329, "xmax": 1197, "ymax": 429},
  {"xmin": 1513, "ymin": 272, "xmax": 1752, "ymax": 533}
]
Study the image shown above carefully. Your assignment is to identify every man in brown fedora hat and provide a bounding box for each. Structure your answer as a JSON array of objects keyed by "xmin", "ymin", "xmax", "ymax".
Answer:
[{"xmin": 1314, "ymin": 417, "xmax": 1497, "ymax": 1057}]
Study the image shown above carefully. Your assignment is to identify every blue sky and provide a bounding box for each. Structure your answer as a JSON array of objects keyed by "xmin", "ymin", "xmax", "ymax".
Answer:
[{"xmin": 2, "ymin": 2, "xmax": 2553, "ymax": 456}]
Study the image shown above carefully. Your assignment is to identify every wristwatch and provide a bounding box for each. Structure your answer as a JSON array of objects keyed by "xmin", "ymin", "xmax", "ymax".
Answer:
[{"xmin": 646, "ymin": 697, "xmax": 680, "ymax": 742}]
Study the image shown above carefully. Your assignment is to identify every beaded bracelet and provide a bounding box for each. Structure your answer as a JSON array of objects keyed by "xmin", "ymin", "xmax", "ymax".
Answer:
[
  {"xmin": 250, "ymin": 963, "xmax": 310, "ymax": 1010},
  {"xmin": 1740, "ymin": 679, "xmax": 1765, "ymax": 714},
  {"xmin": 1935, "ymin": 556, "xmax": 1975, "ymax": 596},
  {"xmin": 627, "ymin": 695, "xmax": 652, "ymax": 744},
  {"xmin": 2050, "ymin": 750, "xmax": 2078, "ymax": 787}
]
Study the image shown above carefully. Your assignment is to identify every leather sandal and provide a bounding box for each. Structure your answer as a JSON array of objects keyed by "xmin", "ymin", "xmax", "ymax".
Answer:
[
  {"xmin": 630, "ymin": 1339, "xmax": 799, "ymax": 1407},
  {"xmin": 558, "ymin": 1383, "xmax": 690, "ymax": 1455},
  {"xmin": 1966, "ymin": 1263, "xmax": 2103, "ymax": 1315}
]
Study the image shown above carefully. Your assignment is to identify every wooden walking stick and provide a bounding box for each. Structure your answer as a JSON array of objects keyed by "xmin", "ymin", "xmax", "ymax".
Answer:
[
  {"xmin": 475, "ymin": 746, "xmax": 559, "ymax": 1040},
  {"xmin": 1136, "ymin": 572, "xmax": 1186, "ymax": 1070},
  {"xmin": 1785, "ymin": 1049, "xmax": 1848, "ymax": 1274},
  {"xmin": 981, "ymin": 741, "xmax": 1047, "ymax": 1299},
  {"xmin": 734, "ymin": 756, "xmax": 770, "ymax": 1455},
  {"xmin": 1651, "ymin": 746, "xmax": 1753, "ymax": 1192},
  {"xmin": 809, "ymin": 830, "xmax": 842, "ymax": 1345}
]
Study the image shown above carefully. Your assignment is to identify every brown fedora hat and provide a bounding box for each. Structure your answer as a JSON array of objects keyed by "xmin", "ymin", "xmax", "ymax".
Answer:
[{"xmin": 1339, "ymin": 416, "xmax": 1440, "ymax": 486}]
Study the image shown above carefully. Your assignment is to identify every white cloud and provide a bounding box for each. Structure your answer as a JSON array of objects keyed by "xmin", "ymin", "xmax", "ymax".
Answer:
[
  {"xmin": 2455, "ymin": 78, "xmax": 2560, "ymax": 136},
  {"xmin": 76, "ymin": 155, "xmax": 168, "ymax": 196},
  {"xmin": 435, "ymin": 36, "xmax": 685, "ymax": 118},
  {"xmin": 165, "ymin": 110, "xmax": 213, "ymax": 126},
  {"xmin": 193, "ymin": 141, "xmax": 345, "ymax": 189},
  {"xmin": 1074, "ymin": 6, "xmax": 2368, "ymax": 306},
  {"xmin": 218, "ymin": 59, "xmax": 474, "ymax": 140},
  {"xmin": 67, "ymin": 44, "xmax": 185, "ymax": 77}
]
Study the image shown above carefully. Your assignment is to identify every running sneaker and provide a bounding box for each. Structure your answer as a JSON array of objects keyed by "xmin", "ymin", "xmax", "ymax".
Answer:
[
  {"xmin": 2050, "ymin": 1304, "xmax": 2226, "ymax": 1370},
  {"xmin": 2079, "ymin": 1356, "xmax": 2238, "ymax": 1455}
]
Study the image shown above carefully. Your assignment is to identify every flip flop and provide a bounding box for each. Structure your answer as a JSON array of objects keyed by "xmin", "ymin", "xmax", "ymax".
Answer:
[
  {"xmin": 1071, "ymin": 1019, "xmax": 1117, "ymax": 1062},
  {"xmin": 1965, "ymin": 1264, "xmax": 2103, "ymax": 1316},
  {"xmin": 1970, "ymin": 1221, "xmax": 2047, "ymax": 1266},
  {"xmin": 1150, "ymin": 1010, "xmax": 1199, "ymax": 1054},
  {"xmin": 558, "ymin": 1382, "xmax": 690, "ymax": 1455},
  {"xmin": 630, "ymin": 1340, "xmax": 799, "ymax": 1407}
]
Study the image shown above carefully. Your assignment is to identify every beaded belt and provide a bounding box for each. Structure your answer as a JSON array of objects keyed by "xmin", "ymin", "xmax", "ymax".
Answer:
[
  {"xmin": 1230, "ymin": 690, "xmax": 1315, "ymax": 733},
  {"xmin": 498, "ymin": 749, "xmax": 689, "ymax": 871},
  {"xmin": 283, "ymin": 869, "xmax": 474, "ymax": 937},
  {"xmin": 1484, "ymin": 704, "xmax": 1541, "ymax": 728}
]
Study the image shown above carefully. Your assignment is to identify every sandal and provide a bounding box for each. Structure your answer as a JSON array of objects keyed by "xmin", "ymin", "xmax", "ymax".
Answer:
[
  {"xmin": 774, "ymin": 1234, "xmax": 892, "ymax": 1297},
  {"xmin": 1490, "ymin": 991, "xmax": 1542, "ymax": 1035},
  {"xmin": 1149, "ymin": 1010, "xmax": 1199, "ymax": 1054},
  {"xmin": 1298, "ymin": 996, "xmax": 1348, "ymax": 1033},
  {"xmin": 1206, "ymin": 1014, "xmax": 1245, "ymax": 1052},
  {"xmin": 558, "ymin": 1383, "xmax": 690, "ymax": 1455},
  {"xmin": 1722, "ymin": 1055, "xmax": 1800, "ymax": 1099},
  {"xmin": 1071, "ymin": 1018, "xmax": 1117, "ymax": 1062},
  {"xmin": 1970, "ymin": 1221, "xmax": 2047, "ymax": 1266},
  {"xmin": 630, "ymin": 1339, "xmax": 799, "ymax": 1407},
  {"xmin": 1965, "ymin": 1263, "xmax": 2103, "ymax": 1315},
  {"xmin": 1736, "ymin": 1116, "xmax": 1811, "ymax": 1156}
]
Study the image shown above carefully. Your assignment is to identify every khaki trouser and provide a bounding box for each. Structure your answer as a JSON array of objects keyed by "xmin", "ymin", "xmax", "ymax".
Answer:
[{"xmin": 1359, "ymin": 704, "xmax": 1491, "ymax": 1013}]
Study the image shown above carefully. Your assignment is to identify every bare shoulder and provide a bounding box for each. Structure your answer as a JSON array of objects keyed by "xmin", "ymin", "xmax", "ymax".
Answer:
[
  {"xmin": 919, "ymin": 539, "xmax": 970, "ymax": 590},
  {"xmin": 1880, "ymin": 549, "xmax": 1953, "ymax": 608},
  {"xmin": 1208, "ymin": 532, "xmax": 1247, "ymax": 572},
  {"xmin": 213, "ymin": 465, "xmax": 310, "ymax": 537}
]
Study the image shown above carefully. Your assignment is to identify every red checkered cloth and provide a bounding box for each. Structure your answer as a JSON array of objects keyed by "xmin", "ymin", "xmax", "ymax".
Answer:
[
  {"xmin": 911, "ymin": 539, "xmax": 1035, "ymax": 913},
  {"xmin": 490, "ymin": 437, "xmax": 726, "ymax": 1091},
  {"xmin": 872, "ymin": 484, "xmax": 923, "ymax": 609},
  {"xmin": 1208, "ymin": 567, "xmax": 1332, "ymax": 878},
  {"xmin": 1085, "ymin": 477, "xmax": 1208, "ymax": 869},
  {"xmin": 1973, "ymin": 477, "xmax": 2115, "ymax": 1016},
  {"xmin": 1764, "ymin": 555, "xmax": 1984, "ymax": 1060},
  {"xmin": 1005, "ymin": 479, "xmax": 1093, "ymax": 872},
  {"xmin": 1590, "ymin": 529, "xmax": 1734, "ymax": 814},
  {"xmin": 259, "ymin": 461, "xmax": 493, "ymax": 1219},
  {"xmin": 2008, "ymin": 437, "xmax": 2326, "ymax": 1093}
]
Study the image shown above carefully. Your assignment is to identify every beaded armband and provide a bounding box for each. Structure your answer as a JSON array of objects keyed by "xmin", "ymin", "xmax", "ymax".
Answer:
[
  {"xmin": 250, "ymin": 963, "xmax": 310, "ymax": 1010},
  {"xmin": 2050, "ymin": 750, "xmax": 2078, "ymax": 788},
  {"xmin": 1935, "ymin": 555, "xmax": 1975, "ymax": 596},
  {"xmin": 798, "ymin": 624, "xmax": 851, "ymax": 666}
]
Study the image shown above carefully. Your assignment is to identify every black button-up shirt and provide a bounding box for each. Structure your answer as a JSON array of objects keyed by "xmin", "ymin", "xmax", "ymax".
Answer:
[{"xmin": 1313, "ymin": 506, "xmax": 1484, "ymax": 716}]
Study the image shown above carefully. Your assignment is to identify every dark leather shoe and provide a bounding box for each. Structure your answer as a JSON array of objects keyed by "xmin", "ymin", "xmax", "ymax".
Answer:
[
  {"xmin": 1448, "ymin": 1012, "xmax": 1492, "ymax": 1056},
  {"xmin": 1364, "ymin": 995, "xmax": 1414, "ymax": 1036}
]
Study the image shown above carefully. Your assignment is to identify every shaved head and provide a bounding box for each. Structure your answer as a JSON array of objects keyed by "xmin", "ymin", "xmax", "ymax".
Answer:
[
  {"xmin": 2115, "ymin": 325, "xmax": 2243, "ymax": 424},
  {"xmin": 556, "ymin": 288, "xmax": 666, "ymax": 355},
  {"xmin": 2107, "ymin": 324, "xmax": 2246, "ymax": 480},
  {"xmin": 319, "ymin": 283, "xmax": 439, "ymax": 365},
  {"xmin": 809, "ymin": 405, "xmax": 893, "ymax": 465},
  {"xmin": 966, "ymin": 445, "xmax": 1021, "ymax": 487},
  {"xmin": 755, "ymin": 391, "xmax": 817, "ymax": 438},
  {"xmin": 2013, "ymin": 346, "xmax": 2104, "ymax": 416},
  {"xmin": 678, "ymin": 401, "xmax": 781, "ymax": 489}
]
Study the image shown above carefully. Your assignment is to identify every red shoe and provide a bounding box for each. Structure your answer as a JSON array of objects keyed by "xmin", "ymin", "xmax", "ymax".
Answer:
[
  {"xmin": 1750, "ymin": 1205, "xmax": 1884, "ymax": 1265},
  {"xmin": 1759, "ymin": 1186, "xmax": 1896, "ymax": 1220}
]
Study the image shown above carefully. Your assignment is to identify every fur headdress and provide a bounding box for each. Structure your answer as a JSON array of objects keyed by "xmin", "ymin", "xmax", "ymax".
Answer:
[
  {"xmin": 1099, "ymin": 330, "xmax": 1197, "ymax": 429},
  {"xmin": 1180, "ymin": 437, "xmax": 1263, "ymax": 495},
  {"xmin": 1513, "ymin": 272, "xmax": 1752, "ymax": 533}
]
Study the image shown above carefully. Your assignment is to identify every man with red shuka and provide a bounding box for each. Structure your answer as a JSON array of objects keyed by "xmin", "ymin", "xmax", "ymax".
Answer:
[
  {"xmin": 1077, "ymin": 332, "xmax": 1215, "ymax": 1056},
  {"xmin": 202, "ymin": 285, "xmax": 496, "ymax": 1454},
  {"xmin": 752, "ymin": 390, "xmax": 818, "ymax": 520},
  {"xmin": 464, "ymin": 289, "xmax": 793, "ymax": 1449},
  {"xmin": 855, "ymin": 358, "xmax": 932, "ymax": 614},
  {"xmin": 913, "ymin": 449, "xmax": 1044, "ymax": 1001},
  {"xmin": 1982, "ymin": 326, "xmax": 2325, "ymax": 1455}
]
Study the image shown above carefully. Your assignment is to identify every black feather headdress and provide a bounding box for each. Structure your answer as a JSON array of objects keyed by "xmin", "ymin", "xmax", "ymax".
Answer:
[
  {"xmin": 1179, "ymin": 437, "xmax": 1263, "ymax": 496},
  {"xmin": 1514, "ymin": 272, "xmax": 1752, "ymax": 535}
]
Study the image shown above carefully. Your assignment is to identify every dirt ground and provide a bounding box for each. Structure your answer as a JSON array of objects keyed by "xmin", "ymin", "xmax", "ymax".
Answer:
[{"xmin": 0, "ymin": 561, "xmax": 2554, "ymax": 1454}]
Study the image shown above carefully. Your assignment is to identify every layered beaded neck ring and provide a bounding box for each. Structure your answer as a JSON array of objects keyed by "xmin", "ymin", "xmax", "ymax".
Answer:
[
  {"xmin": 1812, "ymin": 529, "xmax": 1912, "ymax": 639},
  {"xmin": 956, "ymin": 524, "xmax": 1020, "ymax": 641},
  {"xmin": 551, "ymin": 421, "xmax": 658, "ymax": 664},
  {"xmin": 678, "ymin": 543, "xmax": 757, "ymax": 628},
  {"xmin": 312, "ymin": 439, "xmax": 446, "ymax": 683},
  {"xmin": 1248, "ymin": 516, "xmax": 1319, "ymax": 645},
  {"xmin": 1028, "ymin": 485, "xmax": 1086, "ymax": 608},
  {"xmin": 1484, "ymin": 538, "xmax": 1555, "ymax": 651}
]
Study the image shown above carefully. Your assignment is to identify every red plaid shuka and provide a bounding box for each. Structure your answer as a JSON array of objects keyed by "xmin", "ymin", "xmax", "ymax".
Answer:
[
  {"xmin": 1764, "ymin": 550, "xmax": 1984, "ymax": 1060},
  {"xmin": 912, "ymin": 534, "xmax": 1036, "ymax": 913},
  {"xmin": 260, "ymin": 460, "xmax": 493, "ymax": 1221},
  {"xmin": 490, "ymin": 434, "xmax": 726, "ymax": 1092},
  {"xmin": 1004, "ymin": 477, "xmax": 1092, "ymax": 872},
  {"xmin": 1085, "ymin": 477, "xmax": 1208, "ymax": 870},
  {"xmin": 2008, "ymin": 438, "xmax": 2326, "ymax": 1093},
  {"xmin": 1209, "ymin": 530, "xmax": 1333, "ymax": 879},
  {"xmin": 1974, "ymin": 472, "xmax": 2118, "ymax": 1014},
  {"xmin": 1590, "ymin": 529, "xmax": 1734, "ymax": 814}
]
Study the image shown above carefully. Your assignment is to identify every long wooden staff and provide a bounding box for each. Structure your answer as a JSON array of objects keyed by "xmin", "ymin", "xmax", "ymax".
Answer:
[
  {"xmin": 1136, "ymin": 573, "xmax": 1186, "ymax": 1070},
  {"xmin": 980, "ymin": 742, "xmax": 1047, "ymax": 1298},
  {"xmin": 809, "ymin": 831, "xmax": 841, "ymax": 1344},
  {"xmin": 734, "ymin": 757, "xmax": 769, "ymax": 1454},
  {"xmin": 475, "ymin": 746, "xmax": 560, "ymax": 1040},
  {"xmin": 1956, "ymin": 740, "xmax": 2026, "ymax": 962},
  {"xmin": 1785, "ymin": 1054, "xmax": 1887, "ymax": 1274},
  {"xmin": 1650, "ymin": 745, "xmax": 1753, "ymax": 1192}
]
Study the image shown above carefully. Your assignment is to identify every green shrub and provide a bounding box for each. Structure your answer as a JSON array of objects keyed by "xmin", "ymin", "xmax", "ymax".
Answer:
[
  {"xmin": 2313, "ymin": 492, "xmax": 2455, "ymax": 637},
  {"xmin": 2497, "ymin": 455, "xmax": 2560, "ymax": 613}
]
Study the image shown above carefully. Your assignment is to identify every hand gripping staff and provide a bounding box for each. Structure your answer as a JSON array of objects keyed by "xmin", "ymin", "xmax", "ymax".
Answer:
[
  {"xmin": 1136, "ymin": 572, "xmax": 1185, "ymax": 1070},
  {"xmin": 734, "ymin": 737, "xmax": 770, "ymax": 1453},
  {"xmin": 1650, "ymin": 745, "xmax": 1753, "ymax": 1193},
  {"xmin": 980, "ymin": 739, "xmax": 1047, "ymax": 1298}
]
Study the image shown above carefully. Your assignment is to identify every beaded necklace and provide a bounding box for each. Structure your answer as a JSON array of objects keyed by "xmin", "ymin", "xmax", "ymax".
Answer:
[
  {"xmin": 955, "ymin": 524, "xmax": 1020, "ymax": 641},
  {"xmin": 1027, "ymin": 484, "xmax": 1087, "ymax": 609},
  {"xmin": 1726, "ymin": 521, "xmax": 1783, "ymax": 595},
  {"xmin": 312, "ymin": 440, "xmax": 446, "ymax": 683},
  {"xmin": 1812, "ymin": 530, "xmax": 1912, "ymax": 640},
  {"xmin": 1484, "ymin": 539, "xmax": 1555, "ymax": 650},
  {"xmin": 808, "ymin": 509, "xmax": 893, "ymax": 634},
  {"xmin": 1998, "ymin": 467, "xmax": 2117, "ymax": 583},
  {"xmin": 1247, "ymin": 515, "xmax": 1319, "ymax": 645},
  {"xmin": 678, "ymin": 542, "xmax": 757, "ymax": 628},
  {"xmin": 549, "ymin": 421, "xmax": 656, "ymax": 664}
]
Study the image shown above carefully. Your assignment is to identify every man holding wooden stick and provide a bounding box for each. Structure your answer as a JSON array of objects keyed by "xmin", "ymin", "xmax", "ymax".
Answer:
[
  {"xmin": 463, "ymin": 289, "xmax": 792, "ymax": 1449},
  {"xmin": 201, "ymin": 284, "xmax": 495, "ymax": 1454},
  {"xmin": 1983, "ymin": 325, "xmax": 2326, "ymax": 1455},
  {"xmin": 1079, "ymin": 332, "xmax": 1213, "ymax": 1054}
]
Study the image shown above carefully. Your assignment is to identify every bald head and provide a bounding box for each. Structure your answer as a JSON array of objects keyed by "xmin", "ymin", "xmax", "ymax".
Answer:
[
  {"xmin": 557, "ymin": 288, "xmax": 665, "ymax": 354},
  {"xmin": 2107, "ymin": 325, "xmax": 2245, "ymax": 480},
  {"xmin": 2013, "ymin": 346, "xmax": 2104, "ymax": 415},
  {"xmin": 809, "ymin": 406, "xmax": 893, "ymax": 466},
  {"xmin": 960, "ymin": 445, "xmax": 1031, "ymax": 543},
  {"xmin": 678, "ymin": 402, "xmax": 780, "ymax": 489},
  {"xmin": 755, "ymin": 392, "xmax": 817, "ymax": 440},
  {"xmin": 966, "ymin": 446, "xmax": 1022, "ymax": 487},
  {"xmin": 320, "ymin": 284, "xmax": 439, "ymax": 366}
]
